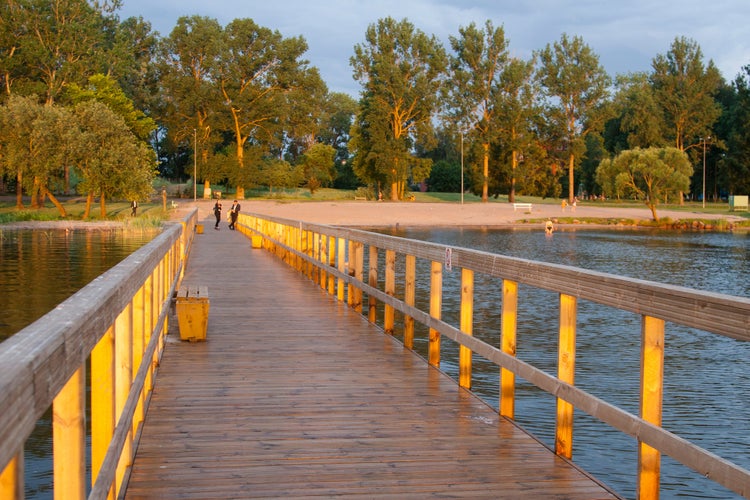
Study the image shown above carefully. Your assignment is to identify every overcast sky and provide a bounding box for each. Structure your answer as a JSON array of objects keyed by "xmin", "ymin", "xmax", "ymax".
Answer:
[{"xmin": 118, "ymin": 0, "xmax": 750, "ymax": 97}]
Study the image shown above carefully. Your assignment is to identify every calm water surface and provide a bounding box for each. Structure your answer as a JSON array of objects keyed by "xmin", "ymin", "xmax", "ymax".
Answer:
[
  {"xmin": 376, "ymin": 226, "xmax": 749, "ymax": 500},
  {"xmin": 0, "ymin": 228, "xmax": 158, "ymax": 498}
]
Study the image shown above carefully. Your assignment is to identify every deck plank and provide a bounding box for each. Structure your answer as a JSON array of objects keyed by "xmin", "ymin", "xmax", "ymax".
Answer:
[{"xmin": 125, "ymin": 218, "xmax": 619, "ymax": 499}]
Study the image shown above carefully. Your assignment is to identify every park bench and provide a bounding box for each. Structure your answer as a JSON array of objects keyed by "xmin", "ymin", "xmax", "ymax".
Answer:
[
  {"xmin": 354, "ymin": 196, "xmax": 367, "ymax": 201},
  {"xmin": 175, "ymin": 285, "xmax": 210, "ymax": 342},
  {"xmin": 513, "ymin": 202, "xmax": 533, "ymax": 212},
  {"xmin": 170, "ymin": 200, "xmax": 178, "ymax": 209}
]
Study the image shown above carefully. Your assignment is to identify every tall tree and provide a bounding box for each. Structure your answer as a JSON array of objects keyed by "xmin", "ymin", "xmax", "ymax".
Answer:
[
  {"xmin": 722, "ymin": 65, "xmax": 750, "ymax": 194},
  {"xmin": 217, "ymin": 18, "xmax": 319, "ymax": 197},
  {"xmin": 158, "ymin": 16, "xmax": 225, "ymax": 189},
  {"xmin": 350, "ymin": 17, "xmax": 447, "ymax": 200},
  {"xmin": 536, "ymin": 33, "xmax": 611, "ymax": 203},
  {"xmin": 596, "ymin": 147, "xmax": 691, "ymax": 220},
  {"xmin": 447, "ymin": 20, "xmax": 509, "ymax": 202}
]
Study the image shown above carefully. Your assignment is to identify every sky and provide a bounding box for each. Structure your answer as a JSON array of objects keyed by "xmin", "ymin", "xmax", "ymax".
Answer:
[{"xmin": 117, "ymin": 0, "xmax": 750, "ymax": 97}]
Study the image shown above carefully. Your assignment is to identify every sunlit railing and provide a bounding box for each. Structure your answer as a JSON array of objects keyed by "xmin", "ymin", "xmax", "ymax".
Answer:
[
  {"xmin": 0, "ymin": 209, "xmax": 198, "ymax": 500},
  {"xmin": 237, "ymin": 212, "xmax": 750, "ymax": 500}
]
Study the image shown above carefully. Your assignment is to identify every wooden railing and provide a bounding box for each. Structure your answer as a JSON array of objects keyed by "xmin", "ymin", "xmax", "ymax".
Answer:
[
  {"xmin": 237, "ymin": 212, "xmax": 750, "ymax": 500},
  {"xmin": 0, "ymin": 208, "xmax": 198, "ymax": 500}
]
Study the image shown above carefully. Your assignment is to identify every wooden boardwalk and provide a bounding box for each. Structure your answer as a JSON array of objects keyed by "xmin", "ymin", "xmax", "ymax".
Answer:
[{"xmin": 125, "ymin": 216, "xmax": 620, "ymax": 499}]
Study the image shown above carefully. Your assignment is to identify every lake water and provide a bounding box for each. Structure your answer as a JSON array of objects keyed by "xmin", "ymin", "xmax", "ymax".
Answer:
[
  {"xmin": 374, "ymin": 226, "xmax": 749, "ymax": 500},
  {"xmin": 2, "ymin": 226, "xmax": 747, "ymax": 499},
  {"xmin": 0, "ymin": 228, "xmax": 158, "ymax": 498}
]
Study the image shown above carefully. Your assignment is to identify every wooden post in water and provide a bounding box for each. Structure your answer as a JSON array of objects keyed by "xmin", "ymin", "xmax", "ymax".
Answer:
[
  {"xmin": 53, "ymin": 366, "xmax": 86, "ymax": 500},
  {"xmin": 555, "ymin": 293, "xmax": 577, "ymax": 459},
  {"xmin": 638, "ymin": 315, "xmax": 665, "ymax": 500},
  {"xmin": 384, "ymin": 249, "xmax": 396, "ymax": 334},
  {"xmin": 428, "ymin": 261, "xmax": 442, "ymax": 367},
  {"xmin": 403, "ymin": 254, "xmax": 416, "ymax": 349},
  {"xmin": 368, "ymin": 246, "xmax": 378, "ymax": 323},
  {"xmin": 500, "ymin": 279, "xmax": 518, "ymax": 418},
  {"xmin": 459, "ymin": 268, "xmax": 474, "ymax": 389}
]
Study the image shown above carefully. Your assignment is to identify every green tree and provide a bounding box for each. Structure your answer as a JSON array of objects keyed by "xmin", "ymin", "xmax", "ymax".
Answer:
[
  {"xmin": 350, "ymin": 17, "xmax": 447, "ymax": 200},
  {"xmin": 299, "ymin": 143, "xmax": 336, "ymax": 194},
  {"xmin": 722, "ymin": 66, "xmax": 750, "ymax": 194},
  {"xmin": 447, "ymin": 20, "xmax": 509, "ymax": 202},
  {"xmin": 596, "ymin": 147, "xmax": 691, "ymax": 220},
  {"xmin": 536, "ymin": 33, "xmax": 611, "ymax": 203},
  {"xmin": 613, "ymin": 72, "xmax": 666, "ymax": 149},
  {"xmin": 72, "ymin": 100, "xmax": 156, "ymax": 218}
]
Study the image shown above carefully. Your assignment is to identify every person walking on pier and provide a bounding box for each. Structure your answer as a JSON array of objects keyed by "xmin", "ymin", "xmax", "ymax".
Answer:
[
  {"xmin": 229, "ymin": 200, "xmax": 240, "ymax": 230},
  {"xmin": 213, "ymin": 201, "xmax": 222, "ymax": 230}
]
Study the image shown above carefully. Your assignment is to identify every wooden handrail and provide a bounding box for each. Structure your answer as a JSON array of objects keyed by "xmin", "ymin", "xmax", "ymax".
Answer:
[
  {"xmin": 0, "ymin": 209, "xmax": 198, "ymax": 499},
  {"xmin": 237, "ymin": 212, "xmax": 750, "ymax": 500}
]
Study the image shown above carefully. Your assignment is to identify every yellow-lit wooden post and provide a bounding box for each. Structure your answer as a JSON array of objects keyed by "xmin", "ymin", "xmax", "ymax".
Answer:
[
  {"xmin": 384, "ymin": 249, "xmax": 396, "ymax": 334},
  {"xmin": 347, "ymin": 240, "xmax": 355, "ymax": 307},
  {"xmin": 91, "ymin": 325, "xmax": 115, "ymax": 498},
  {"xmin": 428, "ymin": 261, "xmax": 442, "ymax": 367},
  {"xmin": 403, "ymin": 254, "xmax": 416, "ymax": 349},
  {"xmin": 319, "ymin": 233, "xmax": 328, "ymax": 290},
  {"xmin": 312, "ymin": 233, "xmax": 320, "ymax": 284},
  {"xmin": 328, "ymin": 235, "xmax": 336, "ymax": 295},
  {"xmin": 0, "ymin": 452, "xmax": 22, "ymax": 500},
  {"xmin": 500, "ymin": 279, "xmax": 518, "ymax": 418},
  {"xmin": 638, "ymin": 315, "xmax": 665, "ymax": 500},
  {"xmin": 132, "ymin": 285, "xmax": 145, "ymax": 438},
  {"xmin": 337, "ymin": 238, "xmax": 347, "ymax": 302},
  {"xmin": 459, "ymin": 268, "xmax": 474, "ymax": 389},
  {"xmin": 555, "ymin": 293, "xmax": 577, "ymax": 459},
  {"xmin": 53, "ymin": 365, "xmax": 85, "ymax": 500},
  {"xmin": 114, "ymin": 303, "xmax": 133, "ymax": 498},
  {"xmin": 351, "ymin": 241, "xmax": 364, "ymax": 313},
  {"xmin": 368, "ymin": 246, "xmax": 378, "ymax": 323}
]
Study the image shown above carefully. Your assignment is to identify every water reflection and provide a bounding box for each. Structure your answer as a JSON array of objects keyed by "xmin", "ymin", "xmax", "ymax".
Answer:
[{"xmin": 374, "ymin": 227, "xmax": 749, "ymax": 500}]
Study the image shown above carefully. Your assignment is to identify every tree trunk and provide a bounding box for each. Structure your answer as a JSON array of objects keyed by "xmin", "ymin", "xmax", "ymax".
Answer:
[
  {"xmin": 648, "ymin": 203, "xmax": 658, "ymax": 221},
  {"xmin": 41, "ymin": 186, "xmax": 66, "ymax": 217},
  {"xmin": 509, "ymin": 149, "xmax": 518, "ymax": 203},
  {"xmin": 83, "ymin": 192, "xmax": 94, "ymax": 219},
  {"xmin": 99, "ymin": 194, "xmax": 107, "ymax": 218},
  {"xmin": 16, "ymin": 169, "xmax": 23, "ymax": 209},
  {"xmin": 482, "ymin": 142, "xmax": 489, "ymax": 203},
  {"xmin": 568, "ymin": 153, "xmax": 575, "ymax": 203}
]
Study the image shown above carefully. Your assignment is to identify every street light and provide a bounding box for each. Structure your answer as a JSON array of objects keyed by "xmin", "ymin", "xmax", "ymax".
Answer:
[
  {"xmin": 193, "ymin": 128, "xmax": 197, "ymax": 202},
  {"xmin": 460, "ymin": 131, "xmax": 464, "ymax": 205},
  {"xmin": 701, "ymin": 136, "xmax": 710, "ymax": 209}
]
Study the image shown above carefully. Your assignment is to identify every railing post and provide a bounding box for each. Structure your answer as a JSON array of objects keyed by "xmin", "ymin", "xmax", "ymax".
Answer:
[
  {"xmin": 0, "ymin": 452, "xmax": 22, "ymax": 500},
  {"xmin": 347, "ymin": 240, "xmax": 355, "ymax": 307},
  {"xmin": 91, "ymin": 325, "xmax": 115, "ymax": 498},
  {"xmin": 459, "ymin": 268, "xmax": 474, "ymax": 389},
  {"xmin": 555, "ymin": 293, "xmax": 577, "ymax": 459},
  {"xmin": 351, "ymin": 241, "xmax": 364, "ymax": 313},
  {"xmin": 53, "ymin": 365, "xmax": 86, "ymax": 500},
  {"xmin": 319, "ymin": 233, "xmax": 328, "ymax": 290},
  {"xmin": 500, "ymin": 279, "xmax": 518, "ymax": 419},
  {"xmin": 429, "ymin": 260, "xmax": 442, "ymax": 367},
  {"xmin": 638, "ymin": 315, "xmax": 665, "ymax": 500},
  {"xmin": 337, "ymin": 238, "xmax": 347, "ymax": 302},
  {"xmin": 404, "ymin": 254, "xmax": 416, "ymax": 349},
  {"xmin": 328, "ymin": 236, "xmax": 336, "ymax": 295},
  {"xmin": 368, "ymin": 246, "xmax": 379, "ymax": 323},
  {"xmin": 114, "ymin": 303, "xmax": 133, "ymax": 498},
  {"xmin": 384, "ymin": 249, "xmax": 396, "ymax": 334}
]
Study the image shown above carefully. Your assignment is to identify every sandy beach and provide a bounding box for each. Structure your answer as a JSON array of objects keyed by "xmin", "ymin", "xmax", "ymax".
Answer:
[{"xmin": 176, "ymin": 199, "xmax": 745, "ymax": 229}]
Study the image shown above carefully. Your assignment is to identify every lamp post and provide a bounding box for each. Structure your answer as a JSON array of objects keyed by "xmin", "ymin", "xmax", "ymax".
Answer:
[
  {"xmin": 460, "ymin": 131, "xmax": 464, "ymax": 205},
  {"xmin": 193, "ymin": 128, "xmax": 197, "ymax": 201},
  {"xmin": 701, "ymin": 136, "xmax": 710, "ymax": 209}
]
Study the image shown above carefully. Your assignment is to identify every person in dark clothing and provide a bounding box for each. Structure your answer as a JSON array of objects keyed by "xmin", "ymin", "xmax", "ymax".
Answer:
[
  {"xmin": 229, "ymin": 200, "xmax": 241, "ymax": 230},
  {"xmin": 213, "ymin": 202, "xmax": 222, "ymax": 230},
  {"xmin": 131, "ymin": 200, "xmax": 137, "ymax": 216}
]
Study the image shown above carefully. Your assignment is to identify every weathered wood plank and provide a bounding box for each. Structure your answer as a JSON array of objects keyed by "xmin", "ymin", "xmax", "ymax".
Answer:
[{"xmin": 125, "ymin": 220, "xmax": 619, "ymax": 499}]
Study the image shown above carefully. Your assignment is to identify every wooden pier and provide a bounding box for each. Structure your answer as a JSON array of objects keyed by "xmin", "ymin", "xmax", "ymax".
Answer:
[{"xmin": 124, "ymin": 218, "xmax": 618, "ymax": 498}]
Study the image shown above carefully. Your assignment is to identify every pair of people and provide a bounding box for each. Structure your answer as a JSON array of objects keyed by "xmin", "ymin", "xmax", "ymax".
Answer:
[{"xmin": 213, "ymin": 199, "xmax": 240, "ymax": 230}]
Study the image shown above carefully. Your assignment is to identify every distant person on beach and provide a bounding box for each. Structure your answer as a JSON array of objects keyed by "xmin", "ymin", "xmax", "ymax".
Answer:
[
  {"xmin": 131, "ymin": 200, "xmax": 137, "ymax": 216},
  {"xmin": 213, "ymin": 201, "xmax": 222, "ymax": 230}
]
